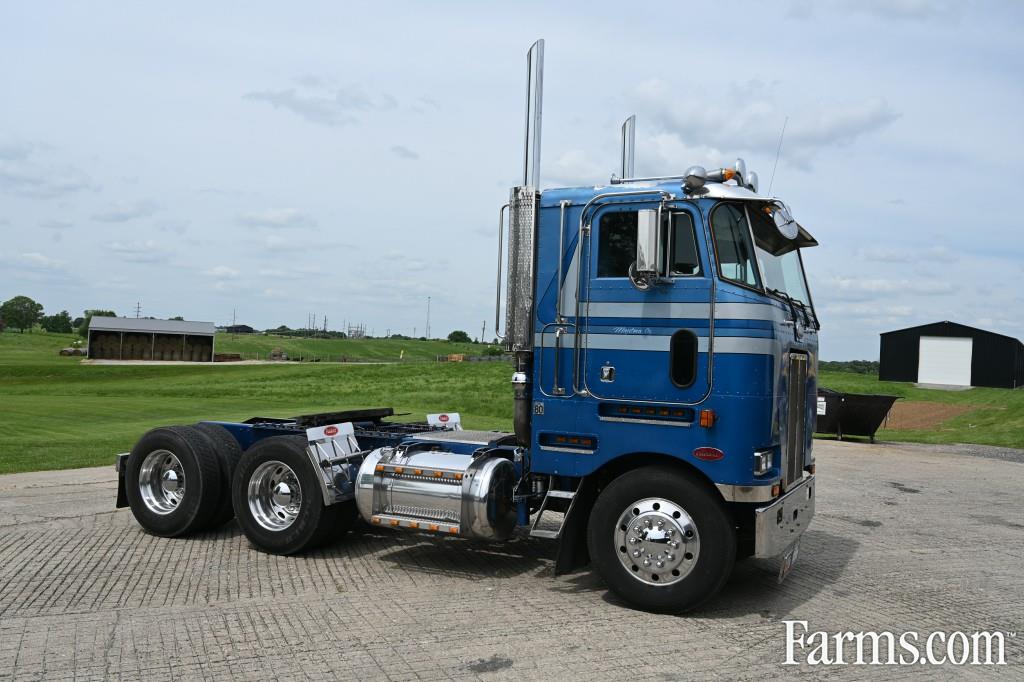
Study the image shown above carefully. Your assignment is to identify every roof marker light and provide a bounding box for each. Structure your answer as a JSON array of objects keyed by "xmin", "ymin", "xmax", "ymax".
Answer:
[
  {"xmin": 683, "ymin": 165, "xmax": 707, "ymax": 193},
  {"xmin": 734, "ymin": 158, "xmax": 747, "ymax": 184},
  {"xmin": 747, "ymin": 170, "xmax": 759, "ymax": 193}
]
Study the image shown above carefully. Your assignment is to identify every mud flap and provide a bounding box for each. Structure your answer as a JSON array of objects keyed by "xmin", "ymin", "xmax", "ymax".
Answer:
[
  {"xmin": 115, "ymin": 453, "xmax": 129, "ymax": 508},
  {"xmin": 554, "ymin": 477, "xmax": 597, "ymax": 575}
]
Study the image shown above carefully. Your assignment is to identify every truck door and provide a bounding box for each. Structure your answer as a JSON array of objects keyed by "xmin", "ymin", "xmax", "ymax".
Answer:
[{"xmin": 580, "ymin": 206, "xmax": 711, "ymax": 403}]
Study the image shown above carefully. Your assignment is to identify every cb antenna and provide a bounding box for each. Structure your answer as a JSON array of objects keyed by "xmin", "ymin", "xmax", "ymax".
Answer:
[{"xmin": 768, "ymin": 115, "xmax": 788, "ymax": 196}]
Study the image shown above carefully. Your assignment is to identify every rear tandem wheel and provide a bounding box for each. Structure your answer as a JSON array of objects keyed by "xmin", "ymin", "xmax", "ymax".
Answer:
[
  {"xmin": 124, "ymin": 425, "xmax": 222, "ymax": 537},
  {"xmin": 231, "ymin": 435, "xmax": 357, "ymax": 555}
]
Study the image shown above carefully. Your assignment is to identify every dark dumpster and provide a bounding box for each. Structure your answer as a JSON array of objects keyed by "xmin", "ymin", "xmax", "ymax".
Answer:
[{"xmin": 815, "ymin": 388, "xmax": 900, "ymax": 443}]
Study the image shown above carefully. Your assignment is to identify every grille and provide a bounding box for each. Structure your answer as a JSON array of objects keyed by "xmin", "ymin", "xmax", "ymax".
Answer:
[
  {"xmin": 504, "ymin": 186, "xmax": 539, "ymax": 351},
  {"xmin": 783, "ymin": 353, "xmax": 809, "ymax": 490}
]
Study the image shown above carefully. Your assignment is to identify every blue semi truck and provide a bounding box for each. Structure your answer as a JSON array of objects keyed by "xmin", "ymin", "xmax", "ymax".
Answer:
[{"xmin": 116, "ymin": 40, "xmax": 818, "ymax": 613}]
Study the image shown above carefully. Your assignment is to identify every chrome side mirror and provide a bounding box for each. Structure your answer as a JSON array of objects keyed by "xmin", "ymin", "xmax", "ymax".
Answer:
[
  {"xmin": 635, "ymin": 209, "xmax": 659, "ymax": 274},
  {"xmin": 630, "ymin": 209, "xmax": 660, "ymax": 290}
]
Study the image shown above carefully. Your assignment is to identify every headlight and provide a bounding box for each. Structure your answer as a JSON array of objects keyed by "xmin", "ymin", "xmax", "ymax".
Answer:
[{"xmin": 754, "ymin": 449, "xmax": 773, "ymax": 476}]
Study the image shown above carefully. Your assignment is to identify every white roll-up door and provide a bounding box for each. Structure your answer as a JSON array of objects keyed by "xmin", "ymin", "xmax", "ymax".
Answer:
[{"xmin": 918, "ymin": 336, "xmax": 973, "ymax": 386}]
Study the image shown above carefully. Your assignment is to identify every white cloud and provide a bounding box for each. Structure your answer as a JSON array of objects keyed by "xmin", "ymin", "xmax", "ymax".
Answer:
[
  {"xmin": 257, "ymin": 266, "xmax": 322, "ymax": 280},
  {"xmin": 822, "ymin": 302, "xmax": 914, "ymax": 317},
  {"xmin": 206, "ymin": 265, "xmax": 240, "ymax": 279},
  {"xmin": 238, "ymin": 208, "xmax": 316, "ymax": 229},
  {"xmin": 390, "ymin": 145, "xmax": 419, "ymax": 160},
  {"xmin": 824, "ymin": 275, "xmax": 954, "ymax": 299},
  {"xmin": 92, "ymin": 200, "xmax": 158, "ymax": 223},
  {"xmin": 40, "ymin": 219, "xmax": 73, "ymax": 231},
  {"xmin": 244, "ymin": 79, "xmax": 397, "ymax": 127},
  {"xmin": 105, "ymin": 240, "xmax": 171, "ymax": 263},
  {"xmin": 0, "ymin": 142, "xmax": 95, "ymax": 199},
  {"xmin": 635, "ymin": 79, "xmax": 899, "ymax": 169},
  {"xmin": 16, "ymin": 252, "xmax": 65, "ymax": 270},
  {"xmin": 543, "ymin": 149, "xmax": 606, "ymax": 187}
]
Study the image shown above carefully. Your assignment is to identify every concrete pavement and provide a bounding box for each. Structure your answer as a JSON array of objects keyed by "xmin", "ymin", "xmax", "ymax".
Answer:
[{"xmin": 1, "ymin": 440, "xmax": 1022, "ymax": 680}]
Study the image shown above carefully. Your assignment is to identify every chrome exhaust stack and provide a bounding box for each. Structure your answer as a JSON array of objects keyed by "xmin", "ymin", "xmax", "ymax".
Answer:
[
  {"xmin": 620, "ymin": 114, "xmax": 635, "ymax": 179},
  {"xmin": 496, "ymin": 39, "xmax": 545, "ymax": 445}
]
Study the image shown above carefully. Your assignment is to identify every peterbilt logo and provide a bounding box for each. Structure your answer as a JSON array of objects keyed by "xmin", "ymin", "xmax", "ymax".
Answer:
[
  {"xmin": 693, "ymin": 447, "xmax": 724, "ymax": 461},
  {"xmin": 324, "ymin": 425, "xmax": 339, "ymax": 436},
  {"xmin": 438, "ymin": 414, "xmax": 449, "ymax": 423}
]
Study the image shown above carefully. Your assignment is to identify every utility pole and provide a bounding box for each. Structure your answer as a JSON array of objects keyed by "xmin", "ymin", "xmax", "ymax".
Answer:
[
  {"xmin": 481, "ymin": 320, "xmax": 486, "ymax": 343},
  {"xmin": 426, "ymin": 296, "xmax": 431, "ymax": 339},
  {"xmin": 135, "ymin": 301, "xmax": 142, "ymax": 318}
]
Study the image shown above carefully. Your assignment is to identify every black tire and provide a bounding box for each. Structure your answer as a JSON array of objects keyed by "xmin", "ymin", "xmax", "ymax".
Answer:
[
  {"xmin": 192, "ymin": 423, "xmax": 243, "ymax": 529},
  {"xmin": 124, "ymin": 425, "xmax": 222, "ymax": 537},
  {"xmin": 232, "ymin": 435, "xmax": 356, "ymax": 555},
  {"xmin": 587, "ymin": 466, "xmax": 735, "ymax": 613}
]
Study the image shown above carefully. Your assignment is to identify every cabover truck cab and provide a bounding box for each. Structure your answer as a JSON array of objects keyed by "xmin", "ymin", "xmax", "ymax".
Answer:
[{"xmin": 115, "ymin": 40, "xmax": 818, "ymax": 613}]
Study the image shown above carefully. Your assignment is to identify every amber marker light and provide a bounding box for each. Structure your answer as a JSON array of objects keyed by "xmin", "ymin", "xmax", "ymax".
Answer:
[{"xmin": 699, "ymin": 409, "xmax": 716, "ymax": 428}]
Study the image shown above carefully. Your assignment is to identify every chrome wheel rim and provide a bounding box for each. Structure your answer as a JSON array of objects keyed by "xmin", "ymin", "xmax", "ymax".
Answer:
[
  {"xmin": 139, "ymin": 449, "xmax": 186, "ymax": 515},
  {"xmin": 614, "ymin": 497, "xmax": 700, "ymax": 586},
  {"xmin": 248, "ymin": 460, "xmax": 302, "ymax": 532}
]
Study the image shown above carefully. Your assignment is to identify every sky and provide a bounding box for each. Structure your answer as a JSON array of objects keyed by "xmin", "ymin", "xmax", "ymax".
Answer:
[{"xmin": 2, "ymin": 1, "xmax": 1022, "ymax": 359}]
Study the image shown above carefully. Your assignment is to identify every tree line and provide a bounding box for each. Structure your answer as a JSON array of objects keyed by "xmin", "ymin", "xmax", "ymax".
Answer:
[
  {"xmin": 0, "ymin": 294, "xmax": 117, "ymax": 337},
  {"xmin": 1, "ymin": 295, "xmax": 496, "ymax": 349}
]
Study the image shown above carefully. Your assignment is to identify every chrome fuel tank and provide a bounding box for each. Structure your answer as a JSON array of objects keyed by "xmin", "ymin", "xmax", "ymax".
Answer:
[{"xmin": 354, "ymin": 447, "xmax": 517, "ymax": 540}]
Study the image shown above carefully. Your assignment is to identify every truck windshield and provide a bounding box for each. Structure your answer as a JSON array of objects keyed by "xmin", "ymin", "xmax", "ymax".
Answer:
[
  {"xmin": 710, "ymin": 201, "xmax": 814, "ymax": 309},
  {"xmin": 747, "ymin": 204, "xmax": 813, "ymax": 307},
  {"xmin": 755, "ymin": 247, "xmax": 811, "ymax": 306}
]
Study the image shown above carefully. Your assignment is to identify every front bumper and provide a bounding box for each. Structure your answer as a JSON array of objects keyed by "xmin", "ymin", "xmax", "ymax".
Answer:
[{"xmin": 753, "ymin": 474, "xmax": 815, "ymax": 558}]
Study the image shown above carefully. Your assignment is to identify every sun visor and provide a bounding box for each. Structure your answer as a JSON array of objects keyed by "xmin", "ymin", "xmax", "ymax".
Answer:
[
  {"xmin": 748, "ymin": 203, "xmax": 818, "ymax": 255},
  {"xmin": 795, "ymin": 223, "xmax": 818, "ymax": 248}
]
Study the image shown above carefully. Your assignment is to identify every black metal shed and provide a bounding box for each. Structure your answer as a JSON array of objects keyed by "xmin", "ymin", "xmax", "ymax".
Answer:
[{"xmin": 879, "ymin": 321, "xmax": 1024, "ymax": 389}]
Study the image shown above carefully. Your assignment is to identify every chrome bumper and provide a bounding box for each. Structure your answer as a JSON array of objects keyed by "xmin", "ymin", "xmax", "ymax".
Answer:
[{"xmin": 753, "ymin": 474, "xmax": 815, "ymax": 558}]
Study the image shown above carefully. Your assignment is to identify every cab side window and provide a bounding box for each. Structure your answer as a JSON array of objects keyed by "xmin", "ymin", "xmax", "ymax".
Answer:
[
  {"xmin": 665, "ymin": 213, "xmax": 700, "ymax": 276},
  {"xmin": 597, "ymin": 211, "xmax": 702, "ymax": 279},
  {"xmin": 710, "ymin": 203, "xmax": 760, "ymax": 287},
  {"xmin": 596, "ymin": 211, "xmax": 637, "ymax": 278}
]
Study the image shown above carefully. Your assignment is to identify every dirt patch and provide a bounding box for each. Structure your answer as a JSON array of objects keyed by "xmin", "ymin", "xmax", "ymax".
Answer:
[{"xmin": 883, "ymin": 401, "xmax": 973, "ymax": 430}]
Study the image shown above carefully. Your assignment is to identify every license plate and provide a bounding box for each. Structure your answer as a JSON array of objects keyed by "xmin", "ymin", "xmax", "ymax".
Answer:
[{"xmin": 777, "ymin": 541, "xmax": 800, "ymax": 584}]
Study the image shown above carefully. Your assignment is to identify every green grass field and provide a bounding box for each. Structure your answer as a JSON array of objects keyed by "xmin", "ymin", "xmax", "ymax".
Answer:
[
  {"xmin": 817, "ymin": 370, "xmax": 1024, "ymax": 448},
  {"xmin": 0, "ymin": 331, "xmax": 511, "ymax": 474},
  {"xmin": 215, "ymin": 332, "xmax": 491, "ymax": 362},
  {"xmin": 1, "ymin": 331, "xmax": 1020, "ymax": 474}
]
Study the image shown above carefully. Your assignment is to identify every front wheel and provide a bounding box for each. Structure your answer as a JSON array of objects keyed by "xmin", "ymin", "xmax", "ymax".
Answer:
[
  {"xmin": 587, "ymin": 466, "xmax": 735, "ymax": 613},
  {"xmin": 232, "ymin": 435, "xmax": 355, "ymax": 554}
]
